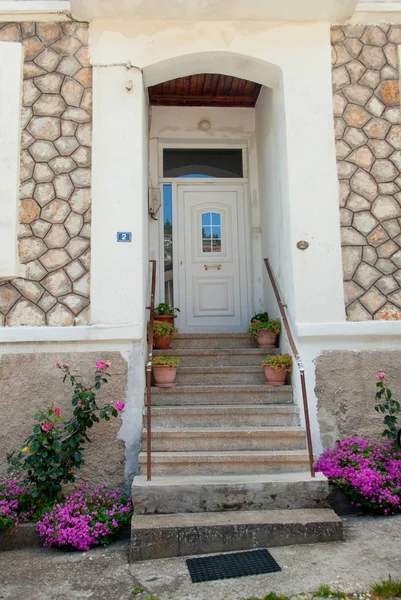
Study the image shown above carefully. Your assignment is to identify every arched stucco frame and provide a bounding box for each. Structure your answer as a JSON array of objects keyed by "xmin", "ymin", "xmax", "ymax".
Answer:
[{"xmin": 142, "ymin": 50, "xmax": 282, "ymax": 90}]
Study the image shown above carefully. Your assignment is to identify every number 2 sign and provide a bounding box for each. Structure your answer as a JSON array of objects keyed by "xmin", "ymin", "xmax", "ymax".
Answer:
[{"xmin": 117, "ymin": 232, "xmax": 132, "ymax": 242}]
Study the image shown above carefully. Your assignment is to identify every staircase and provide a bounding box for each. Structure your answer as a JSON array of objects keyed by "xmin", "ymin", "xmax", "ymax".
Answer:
[{"xmin": 130, "ymin": 333, "xmax": 342, "ymax": 562}]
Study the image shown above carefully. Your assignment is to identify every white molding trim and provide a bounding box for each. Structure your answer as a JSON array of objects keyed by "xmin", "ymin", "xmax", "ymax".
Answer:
[
  {"xmin": 0, "ymin": 324, "xmax": 142, "ymax": 343},
  {"xmin": 297, "ymin": 321, "xmax": 401, "ymax": 338},
  {"xmin": 0, "ymin": 1, "xmax": 71, "ymax": 21},
  {"xmin": 348, "ymin": 2, "xmax": 401, "ymax": 22},
  {"xmin": 355, "ymin": 3, "xmax": 401, "ymax": 13}
]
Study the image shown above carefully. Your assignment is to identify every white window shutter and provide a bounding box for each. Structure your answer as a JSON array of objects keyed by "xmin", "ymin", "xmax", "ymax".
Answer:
[{"xmin": 0, "ymin": 41, "xmax": 23, "ymax": 279}]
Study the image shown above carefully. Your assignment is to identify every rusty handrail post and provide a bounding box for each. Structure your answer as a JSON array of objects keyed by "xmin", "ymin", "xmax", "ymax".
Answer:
[
  {"xmin": 263, "ymin": 258, "xmax": 315, "ymax": 478},
  {"xmin": 146, "ymin": 259, "xmax": 157, "ymax": 481}
]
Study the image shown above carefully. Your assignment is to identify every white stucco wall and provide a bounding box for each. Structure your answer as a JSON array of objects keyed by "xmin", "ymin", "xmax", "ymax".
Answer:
[
  {"xmin": 256, "ymin": 86, "xmax": 294, "ymax": 320},
  {"xmin": 90, "ymin": 66, "xmax": 148, "ymax": 335},
  {"xmin": 89, "ymin": 19, "xmax": 346, "ymax": 326},
  {"xmin": 0, "ymin": 41, "xmax": 23, "ymax": 280}
]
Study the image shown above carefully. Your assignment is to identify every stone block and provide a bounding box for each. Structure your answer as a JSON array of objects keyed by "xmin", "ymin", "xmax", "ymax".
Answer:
[
  {"xmin": 40, "ymin": 248, "xmax": 70, "ymax": 272},
  {"xmin": 33, "ymin": 163, "xmax": 54, "ymax": 183},
  {"xmin": 12, "ymin": 279, "xmax": 44, "ymax": 304},
  {"xmin": 354, "ymin": 261, "xmax": 381, "ymax": 289},
  {"xmin": 363, "ymin": 118, "xmax": 391, "ymax": 139},
  {"xmin": 20, "ymin": 199, "xmax": 40, "ymax": 224},
  {"xmin": 6, "ymin": 299, "xmax": 45, "ymax": 326},
  {"xmin": 0, "ymin": 284, "xmax": 20, "ymax": 314},
  {"xmin": 344, "ymin": 127, "xmax": 367, "ymax": 148},
  {"xmin": 353, "ymin": 211, "xmax": 378, "ymax": 235},
  {"xmin": 350, "ymin": 169, "xmax": 378, "ymax": 201},
  {"xmin": 367, "ymin": 225, "xmax": 390, "ymax": 247},
  {"xmin": 372, "ymin": 195, "xmax": 401, "ymax": 220},
  {"xmin": 34, "ymin": 182, "xmax": 55, "ymax": 207},
  {"xmin": 18, "ymin": 237, "xmax": 46, "ymax": 262},
  {"xmin": 42, "ymin": 270, "xmax": 71, "ymax": 296},
  {"xmin": 359, "ymin": 45, "xmax": 386, "ymax": 70},
  {"xmin": 344, "ymin": 104, "xmax": 371, "ymax": 128},
  {"xmin": 41, "ymin": 199, "xmax": 71, "ymax": 223},
  {"xmin": 60, "ymin": 293, "xmax": 89, "ymax": 315},
  {"xmin": 33, "ymin": 94, "xmax": 66, "ymax": 117},
  {"xmin": 360, "ymin": 287, "xmax": 386, "ymax": 313}
]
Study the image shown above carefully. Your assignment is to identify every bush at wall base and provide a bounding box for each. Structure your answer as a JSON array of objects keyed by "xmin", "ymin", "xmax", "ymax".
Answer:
[
  {"xmin": 316, "ymin": 438, "xmax": 401, "ymax": 515},
  {"xmin": 37, "ymin": 485, "xmax": 133, "ymax": 551}
]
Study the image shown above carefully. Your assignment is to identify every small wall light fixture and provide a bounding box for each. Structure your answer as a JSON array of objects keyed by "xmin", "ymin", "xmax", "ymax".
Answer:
[{"xmin": 199, "ymin": 119, "xmax": 211, "ymax": 131}]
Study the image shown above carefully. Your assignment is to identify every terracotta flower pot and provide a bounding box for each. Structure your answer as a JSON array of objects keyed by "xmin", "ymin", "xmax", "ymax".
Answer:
[
  {"xmin": 154, "ymin": 315, "xmax": 174, "ymax": 326},
  {"xmin": 263, "ymin": 365, "xmax": 288, "ymax": 387},
  {"xmin": 153, "ymin": 335, "xmax": 172, "ymax": 350},
  {"xmin": 153, "ymin": 365, "xmax": 177, "ymax": 388},
  {"xmin": 256, "ymin": 330, "xmax": 277, "ymax": 349}
]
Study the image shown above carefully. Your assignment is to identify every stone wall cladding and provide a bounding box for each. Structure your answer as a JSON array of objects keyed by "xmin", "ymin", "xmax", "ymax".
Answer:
[
  {"xmin": 0, "ymin": 22, "xmax": 92, "ymax": 326},
  {"xmin": 332, "ymin": 25, "xmax": 401, "ymax": 320}
]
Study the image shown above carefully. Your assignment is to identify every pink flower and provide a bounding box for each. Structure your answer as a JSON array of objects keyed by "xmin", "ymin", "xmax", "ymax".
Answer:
[
  {"xmin": 54, "ymin": 408, "xmax": 61, "ymax": 416},
  {"xmin": 56, "ymin": 362, "xmax": 62, "ymax": 368},
  {"xmin": 114, "ymin": 401, "xmax": 125, "ymax": 412},
  {"xmin": 41, "ymin": 422, "xmax": 53, "ymax": 432},
  {"xmin": 377, "ymin": 372, "xmax": 387, "ymax": 381},
  {"xmin": 96, "ymin": 361, "xmax": 107, "ymax": 371}
]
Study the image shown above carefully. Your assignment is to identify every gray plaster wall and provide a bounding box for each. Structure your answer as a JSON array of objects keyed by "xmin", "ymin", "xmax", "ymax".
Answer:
[
  {"xmin": 0, "ymin": 350, "xmax": 131, "ymax": 489},
  {"xmin": 315, "ymin": 350, "xmax": 401, "ymax": 448}
]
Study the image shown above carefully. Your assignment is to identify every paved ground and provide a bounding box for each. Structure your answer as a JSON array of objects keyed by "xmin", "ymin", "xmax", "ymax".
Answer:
[{"xmin": 1, "ymin": 515, "xmax": 401, "ymax": 600}]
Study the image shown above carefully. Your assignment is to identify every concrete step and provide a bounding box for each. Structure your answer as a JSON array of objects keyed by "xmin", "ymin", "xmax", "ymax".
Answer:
[
  {"xmin": 150, "ymin": 384, "xmax": 293, "ymax": 406},
  {"xmin": 145, "ymin": 404, "xmax": 300, "ymax": 428},
  {"xmin": 138, "ymin": 449, "xmax": 311, "ymax": 476},
  {"xmin": 153, "ymin": 347, "xmax": 275, "ymax": 367},
  {"xmin": 143, "ymin": 426, "xmax": 307, "ymax": 452},
  {"xmin": 132, "ymin": 472, "xmax": 329, "ymax": 514},
  {"xmin": 175, "ymin": 366, "xmax": 268, "ymax": 385},
  {"xmin": 172, "ymin": 333, "xmax": 260, "ymax": 350},
  {"xmin": 129, "ymin": 508, "xmax": 343, "ymax": 561}
]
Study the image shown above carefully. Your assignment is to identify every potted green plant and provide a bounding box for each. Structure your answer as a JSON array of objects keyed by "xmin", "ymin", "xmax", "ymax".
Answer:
[
  {"xmin": 250, "ymin": 312, "xmax": 269, "ymax": 324},
  {"xmin": 152, "ymin": 354, "xmax": 180, "ymax": 387},
  {"xmin": 248, "ymin": 319, "xmax": 281, "ymax": 349},
  {"xmin": 261, "ymin": 353, "xmax": 292, "ymax": 386},
  {"xmin": 151, "ymin": 320, "xmax": 178, "ymax": 350},
  {"xmin": 154, "ymin": 303, "xmax": 180, "ymax": 325}
]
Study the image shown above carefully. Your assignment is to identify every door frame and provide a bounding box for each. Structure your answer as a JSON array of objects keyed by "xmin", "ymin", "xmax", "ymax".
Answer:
[{"xmin": 155, "ymin": 140, "xmax": 253, "ymax": 331}]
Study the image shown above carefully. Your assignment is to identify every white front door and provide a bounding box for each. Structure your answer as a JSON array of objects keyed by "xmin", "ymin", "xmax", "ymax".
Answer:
[{"xmin": 176, "ymin": 184, "xmax": 248, "ymax": 333}]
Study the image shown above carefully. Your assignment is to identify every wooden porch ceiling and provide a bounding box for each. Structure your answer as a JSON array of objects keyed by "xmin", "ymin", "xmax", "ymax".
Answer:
[{"xmin": 148, "ymin": 74, "xmax": 262, "ymax": 108}]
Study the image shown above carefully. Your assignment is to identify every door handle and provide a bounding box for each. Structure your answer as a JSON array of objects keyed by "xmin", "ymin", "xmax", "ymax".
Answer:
[{"xmin": 204, "ymin": 264, "xmax": 222, "ymax": 270}]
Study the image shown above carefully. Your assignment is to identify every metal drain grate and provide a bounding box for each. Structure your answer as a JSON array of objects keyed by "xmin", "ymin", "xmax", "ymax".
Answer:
[{"xmin": 186, "ymin": 548, "xmax": 281, "ymax": 583}]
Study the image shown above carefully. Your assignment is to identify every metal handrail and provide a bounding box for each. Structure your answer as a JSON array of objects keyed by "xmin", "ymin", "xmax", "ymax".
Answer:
[
  {"xmin": 264, "ymin": 258, "xmax": 315, "ymax": 477},
  {"xmin": 146, "ymin": 259, "xmax": 157, "ymax": 481}
]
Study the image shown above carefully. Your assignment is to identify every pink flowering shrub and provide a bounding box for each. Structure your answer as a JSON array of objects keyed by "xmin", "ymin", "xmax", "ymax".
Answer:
[
  {"xmin": 7, "ymin": 361, "xmax": 125, "ymax": 505},
  {"xmin": 0, "ymin": 480, "xmax": 36, "ymax": 531},
  {"xmin": 316, "ymin": 438, "xmax": 401, "ymax": 514},
  {"xmin": 37, "ymin": 485, "xmax": 133, "ymax": 551},
  {"xmin": 374, "ymin": 372, "xmax": 401, "ymax": 441}
]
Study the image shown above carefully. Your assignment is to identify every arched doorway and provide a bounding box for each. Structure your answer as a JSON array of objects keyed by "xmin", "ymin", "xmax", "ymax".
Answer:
[{"xmin": 147, "ymin": 72, "xmax": 268, "ymax": 332}]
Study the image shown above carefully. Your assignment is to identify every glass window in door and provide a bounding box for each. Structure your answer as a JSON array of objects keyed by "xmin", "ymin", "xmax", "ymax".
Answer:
[{"xmin": 202, "ymin": 212, "xmax": 221, "ymax": 253}]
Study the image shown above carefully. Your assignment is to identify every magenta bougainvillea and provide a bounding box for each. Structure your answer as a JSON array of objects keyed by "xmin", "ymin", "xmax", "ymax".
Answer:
[
  {"xmin": 37, "ymin": 485, "xmax": 132, "ymax": 551},
  {"xmin": 0, "ymin": 480, "xmax": 36, "ymax": 531},
  {"xmin": 316, "ymin": 438, "xmax": 401, "ymax": 514}
]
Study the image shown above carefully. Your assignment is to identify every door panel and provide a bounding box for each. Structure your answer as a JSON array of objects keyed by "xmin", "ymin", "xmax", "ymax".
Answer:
[{"xmin": 177, "ymin": 184, "xmax": 247, "ymax": 332}]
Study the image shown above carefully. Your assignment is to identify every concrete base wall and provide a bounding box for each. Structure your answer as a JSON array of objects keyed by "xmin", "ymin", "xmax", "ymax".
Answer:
[
  {"xmin": 315, "ymin": 350, "xmax": 401, "ymax": 448},
  {"xmin": 0, "ymin": 350, "xmax": 130, "ymax": 489}
]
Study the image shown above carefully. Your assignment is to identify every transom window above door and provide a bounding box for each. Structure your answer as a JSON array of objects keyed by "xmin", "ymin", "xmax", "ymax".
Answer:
[
  {"xmin": 163, "ymin": 149, "xmax": 243, "ymax": 178},
  {"xmin": 202, "ymin": 212, "xmax": 222, "ymax": 253}
]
